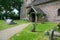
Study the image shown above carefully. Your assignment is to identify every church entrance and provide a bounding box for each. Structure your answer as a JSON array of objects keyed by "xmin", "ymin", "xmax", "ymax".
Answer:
[{"xmin": 29, "ymin": 12, "xmax": 35, "ymax": 22}]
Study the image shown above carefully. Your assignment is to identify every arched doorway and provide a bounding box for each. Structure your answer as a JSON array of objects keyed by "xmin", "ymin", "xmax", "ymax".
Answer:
[
  {"xmin": 30, "ymin": 13, "xmax": 35, "ymax": 22},
  {"xmin": 28, "ymin": 6, "xmax": 47, "ymax": 22},
  {"xmin": 29, "ymin": 12, "xmax": 47, "ymax": 22}
]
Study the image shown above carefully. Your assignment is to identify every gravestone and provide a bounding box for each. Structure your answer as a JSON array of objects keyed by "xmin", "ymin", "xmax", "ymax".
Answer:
[
  {"xmin": 49, "ymin": 29, "xmax": 54, "ymax": 40},
  {"xmin": 44, "ymin": 29, "xmax": 60, "ymax": 40},
  {"xmin": 5, "ymin": 18, "xmax": 16, "ymax": 24}
]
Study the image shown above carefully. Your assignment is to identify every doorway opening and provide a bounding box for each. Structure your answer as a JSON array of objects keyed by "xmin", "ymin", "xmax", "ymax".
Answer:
[{"xmin": 58, "ymin": 9, "xmax": 60, "ymax": 16}]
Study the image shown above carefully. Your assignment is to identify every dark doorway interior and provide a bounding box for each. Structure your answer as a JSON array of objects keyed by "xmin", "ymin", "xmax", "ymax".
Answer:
[
  {"xmin": 28, "ymin": 8, "xmax": 35, "ymax": 22},
  {"xmin": 58, "ymin": 9, "xmax": 60, "ymax": 16},
  {"xmin": 31, "ymin": 13, "xmax": 35, "ymax": 22}
]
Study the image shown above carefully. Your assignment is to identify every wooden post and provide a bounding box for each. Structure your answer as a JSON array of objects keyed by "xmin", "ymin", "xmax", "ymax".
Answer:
[
  {"xmin": 32, "ymin": 13, "xmax": 37, "ymax": 32},
  {"xmin": 31, "ymin": 5, "xmax": 37, "ymax": 32}
]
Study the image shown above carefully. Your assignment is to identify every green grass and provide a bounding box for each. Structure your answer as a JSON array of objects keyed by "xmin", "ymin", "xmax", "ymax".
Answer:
[
  {"xmin": 0, "ymin": 20, "xmax": 28, "ymax": 30},
  {"xmin": 9, "ymin": 22, "xmax": 57, "ymax": 40}
]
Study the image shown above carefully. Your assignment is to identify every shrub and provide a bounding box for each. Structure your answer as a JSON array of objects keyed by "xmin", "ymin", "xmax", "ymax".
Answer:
[{"xmin": 57, "ymin": 23, "xmax": 60, "ymax": 29}]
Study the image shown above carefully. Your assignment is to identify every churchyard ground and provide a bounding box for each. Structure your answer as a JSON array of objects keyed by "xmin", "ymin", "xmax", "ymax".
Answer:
[
  {"xmin": 0, "ymin": 20, "xmax": 28, "ymax": 30},
  {"xmin": 9, "ymin": 22, "xmax": 58, "ymax": 40}
]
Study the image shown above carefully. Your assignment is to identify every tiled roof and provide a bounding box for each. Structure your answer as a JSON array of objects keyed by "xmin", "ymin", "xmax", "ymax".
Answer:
[
  {"xmin": 31, "ymin": 0, "xmax": 58, "ymax": 5},
  {"xmin": 30, "ymin": 6, "xmax": 45, "ymax": 14}
]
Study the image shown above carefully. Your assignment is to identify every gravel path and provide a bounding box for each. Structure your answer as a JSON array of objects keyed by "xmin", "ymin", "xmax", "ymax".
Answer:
[{"xmin": 0, "ymin": 23, "xmax": 30, "ymax": 40}]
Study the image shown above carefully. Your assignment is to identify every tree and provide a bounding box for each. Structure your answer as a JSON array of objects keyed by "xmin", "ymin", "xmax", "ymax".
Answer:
[{"xmin": 0, "ymin": 0, "xmax": 23, "ymax": 19}]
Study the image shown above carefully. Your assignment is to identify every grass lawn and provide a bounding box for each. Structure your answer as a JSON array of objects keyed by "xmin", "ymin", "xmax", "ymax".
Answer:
[
  {"xmin": 0, "ymin": 20, "xmax": 28, "ymax": 30},
  {"xmin": 9, "ymin": 22, "xmax": 57, "ymax": 40}
]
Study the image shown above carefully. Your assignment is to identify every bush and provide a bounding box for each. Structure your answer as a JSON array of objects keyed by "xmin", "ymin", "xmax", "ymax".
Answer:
[{"xmin": 57, "ymin": 23, "xmax": 60, "ymax": 29}]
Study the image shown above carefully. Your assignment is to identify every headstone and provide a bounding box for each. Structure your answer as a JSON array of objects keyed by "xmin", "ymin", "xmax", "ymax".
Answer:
[
  {"xmin": 5, "ymin": 18, "xmax": 16, "ymax": 24},
  {"xmin": 49, "ymin": 29, "xmax": 54, "ymax": 40},
  {"xmin": 6, "ymin": 19, "xmax": 12, "ymax": 24},
  {"xmin": 44, "ymin": 29, "xmax": 60, "ymax": 40}
]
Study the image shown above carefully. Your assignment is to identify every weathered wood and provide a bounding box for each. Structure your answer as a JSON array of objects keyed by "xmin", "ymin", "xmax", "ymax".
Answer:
[
  {"xmin": 32, "ymin": 23, "xmax": 36, "ymax": 32},
  {"xmin": 44, "ymin": 29, "xmax": 60, "ymax": 40}
]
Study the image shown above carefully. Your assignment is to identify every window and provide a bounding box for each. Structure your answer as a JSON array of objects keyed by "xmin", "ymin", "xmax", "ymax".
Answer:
[{"xmin": 58, "ymin": 9, "xmax": 60, "ymax": 16}]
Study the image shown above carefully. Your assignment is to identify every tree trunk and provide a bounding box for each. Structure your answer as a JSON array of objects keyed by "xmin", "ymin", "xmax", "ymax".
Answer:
[
  {"xmin": 1, "ymin": 16, "xmax": 2, "ymax": 20},
  {"xmin": 18, "ymin": 6, "xmax": 21, "ymax": 19}
]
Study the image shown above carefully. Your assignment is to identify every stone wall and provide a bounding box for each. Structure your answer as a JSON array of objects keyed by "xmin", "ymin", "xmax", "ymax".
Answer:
[
  {"xmin": 20, "ymin": 0, "xmax": 33, "ymax": 19},
  {"xmin": 37, "ymin": 1, "xmax": 60, "ymax": 22}
]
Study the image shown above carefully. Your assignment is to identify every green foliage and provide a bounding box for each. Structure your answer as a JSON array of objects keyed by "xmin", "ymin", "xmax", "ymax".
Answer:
[
  {"xmin": 0, "ymin": 12, "xmax": 4, "ymax": 20},
  {"xmin": 7, "ymin": 12, "xmax": 15, "ymax": 17},
  {"xmin": 57, "ymin": 23, "xmax": 60, "ymax": 28},
  {"xmin": 0, "ymin": 0, "xmax": 23, "ymax": 19},
  {"xmin": 7, "ymin": 12, "xmax": 19, "ymax": 19},
  {"xmin": 0, "ymin": 13, "xmax": 2, "ymax": 16},
  {"xmin": 0, "ymin": 0, "xmax": 23, "ymax": 10},
  {"xmin": 53, "ymin": 23, "xmax": 60, "ymax": 32}
]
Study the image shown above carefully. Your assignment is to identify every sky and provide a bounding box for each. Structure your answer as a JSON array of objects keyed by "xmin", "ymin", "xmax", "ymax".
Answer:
[
  {"xmin": 2, "ymin": 9, "xmax": 19, "ymax": 14},
  {"xmin": 12, "ymin": 9, "xmax": 19, "ymax": 14}
]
